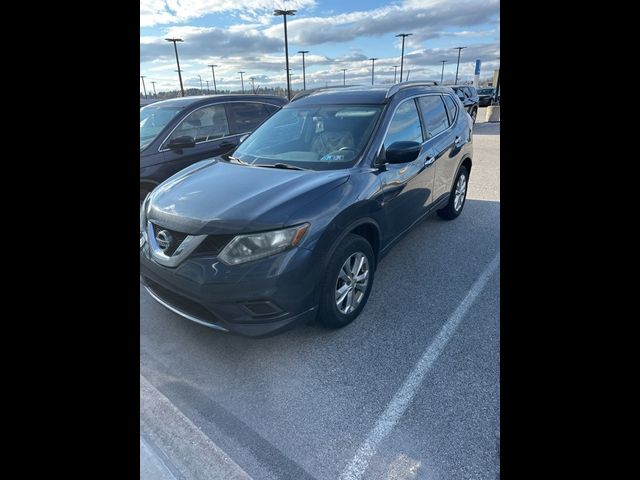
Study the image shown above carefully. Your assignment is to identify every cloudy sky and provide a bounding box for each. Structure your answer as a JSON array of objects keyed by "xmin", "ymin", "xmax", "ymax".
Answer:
[{"xmin": 140, "ymin": 0, "xmax": 500, "ymax": 94}]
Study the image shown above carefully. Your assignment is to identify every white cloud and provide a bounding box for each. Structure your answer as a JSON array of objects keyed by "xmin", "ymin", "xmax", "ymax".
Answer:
[{"xmin": 141, "ymin": 0, "xmax": 317, "ymax": 27}]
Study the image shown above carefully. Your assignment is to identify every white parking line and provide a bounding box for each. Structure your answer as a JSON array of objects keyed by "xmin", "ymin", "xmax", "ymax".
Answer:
[{"xmin": 339, "ymin": 253, "xmax": 500, "ymax": 480}]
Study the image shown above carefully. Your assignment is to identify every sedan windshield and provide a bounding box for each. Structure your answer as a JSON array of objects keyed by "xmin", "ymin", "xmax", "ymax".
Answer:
[
  {"xmin": 140, "ymin": 105, "xmax": 183, "ymax": 150},
  {"xmin": 231, "ymin": 104, "xmax": 383, "ymax": 171}
]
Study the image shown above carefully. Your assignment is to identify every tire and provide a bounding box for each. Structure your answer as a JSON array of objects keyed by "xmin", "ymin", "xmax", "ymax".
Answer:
[
  {"xmin": 317, "ymin": 234, "xmax": 375, "ymax": 329},
  {"xmin": 437, "ymin": 166, "xmax": 469, "ymax": 220}
]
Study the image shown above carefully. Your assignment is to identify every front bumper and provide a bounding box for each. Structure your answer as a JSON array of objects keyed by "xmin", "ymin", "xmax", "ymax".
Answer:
[{"xmin": 140, "ymin": 243, "xmax": 320, "ymax": 338}]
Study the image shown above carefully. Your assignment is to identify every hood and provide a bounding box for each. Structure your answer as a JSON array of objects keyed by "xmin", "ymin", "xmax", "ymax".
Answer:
[{"xmin": 147, "ymin": 158, "xmax": 350, "ymax": 235}]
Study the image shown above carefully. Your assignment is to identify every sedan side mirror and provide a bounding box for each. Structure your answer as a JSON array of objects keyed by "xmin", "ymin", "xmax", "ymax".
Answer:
[
  {"xmin": 385, "ymin": 141, "xmax": 421, "ymax": 164},
  {"xmin": 167, "ymin": 135, "xmax": 196, "ymax": 150}
]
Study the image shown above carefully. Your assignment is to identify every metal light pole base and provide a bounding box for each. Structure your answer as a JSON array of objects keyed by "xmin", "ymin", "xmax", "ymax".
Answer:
[{"xmin": 485, "ymin": 105, "xmax": 500, "ymax": 122}]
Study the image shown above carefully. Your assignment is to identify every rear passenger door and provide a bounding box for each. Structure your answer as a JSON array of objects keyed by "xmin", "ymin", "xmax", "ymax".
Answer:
[
  {"xmin": 225, "ymin": 102, "xmax": 276, "ymax": 137},
  {"xmin": 417, "ymin": 94, "xmax": 465, "ymax": 201}
]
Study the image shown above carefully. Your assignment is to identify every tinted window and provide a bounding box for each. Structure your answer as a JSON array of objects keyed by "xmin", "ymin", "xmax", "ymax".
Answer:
[
  {"xmin": 384, "ymin": 99, "xmax": 423, "ymax": 149},
  {"xmin": 442, "ymin": 94, "xmax": 457, "ymax": 125},
  {"xmin": 418, "ymin": 96, "xmax": 449, "ymax": 138},
  {"xmin": 169, "ymin": 104, "xmax": 229, "ymax": 144},
  {"xmin": 226, "ymin": 103, "xmax": 272, "ymax": 134}
]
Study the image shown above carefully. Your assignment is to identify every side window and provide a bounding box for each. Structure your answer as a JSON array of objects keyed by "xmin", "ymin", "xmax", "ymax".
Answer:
[
  {"xmin": 226, "ymin": 103, "xmax": 272, "ymax": 135},
  {"xmin": 384, "ymin": 99, "xmax": 423, "ymax": 149},
  {"xmin": 442, "ymin": 94, "xmax": 457, "ymax": 125},
  {"xmin": 264, "ymin": 104, "xmax": 280, "ymax": 115},
  {"xmin": 170, "ymin": 105, "xmax": 229, "ymax": 144},
  {"xmin": 418, "ymin": 96, "xmax": 450, "ymax": 138}
]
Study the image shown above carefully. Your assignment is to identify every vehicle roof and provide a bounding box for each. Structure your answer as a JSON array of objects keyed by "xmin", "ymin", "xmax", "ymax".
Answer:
[
  {"xmin": 144, "ymin": 94, "xmax": 288, "ymax": 109},
  {"xmin": 287, "ymin": 83, "xmax": 459, "ymax": 106}
]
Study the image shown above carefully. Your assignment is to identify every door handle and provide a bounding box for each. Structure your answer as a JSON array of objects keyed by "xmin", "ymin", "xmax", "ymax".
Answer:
[
  {"xmin": 454, "ymin": 136, "xmax": 463, "ymax": 146},
  {"xmin": 424, "ymin": 156, "xmax": 436, "ymax": 167}
]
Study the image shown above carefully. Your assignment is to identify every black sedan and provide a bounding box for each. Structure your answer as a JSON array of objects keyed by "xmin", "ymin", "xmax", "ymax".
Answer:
[
  {"xmin": 451, "ymin": 85, "xmax": 479, "ymax": 123},
  {"xmin": 140, "ymin": 94, "xmax": 288, "ymax": 203},
  {"xmin": 477, "ymin": 88, "xmax": 496, "ymax": 107}
]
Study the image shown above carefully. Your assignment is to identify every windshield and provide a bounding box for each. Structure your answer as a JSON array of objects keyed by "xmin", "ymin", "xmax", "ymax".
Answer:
[
  {"xmin": 478, "ymin": 88, "xmax": 494, "ymax": 95},
  {"xmin": 140, "ymin": 105, "xmax": 183, "ymax": 150},
  {"xmin": 231, "ymin": 104, "xmax": 383, "ymax": 171}
]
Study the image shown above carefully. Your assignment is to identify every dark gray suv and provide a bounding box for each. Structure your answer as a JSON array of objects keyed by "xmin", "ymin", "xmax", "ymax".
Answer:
[{"xmin": 140, "ymin": 82, "xmax": 473, "ymax": 337}]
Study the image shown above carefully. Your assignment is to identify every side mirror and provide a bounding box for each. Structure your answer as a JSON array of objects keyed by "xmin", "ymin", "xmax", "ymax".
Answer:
[
  {"xmin": 385, "ymin": 141, "xmax": 421, "ymax": 164},
  {"xmin": 167, "ymin": 135, "xmax": 196, "ymax": 150}
]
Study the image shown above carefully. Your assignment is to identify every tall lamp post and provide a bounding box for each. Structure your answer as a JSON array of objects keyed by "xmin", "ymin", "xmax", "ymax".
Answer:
[
  {"xmin": 298, "ymin": 50, "xmax": 309, "ymax": 90},
  {"xmin": 274, "ymin": 8, "xmax": 296, "ymax": 100},
  {"xmin": 249, "ymin": 77, "xmax": 256, "ymax": 94},
  {"xmin": 208, "ymin": 64, "xmax": 218, "ymax": 94},
  {"xmin": 395, "ymin": 33, "xmax": 412, "ymax": 84},
  {"xmin": 150, "ymin": 81, "xmax": 157, "ymax": 98},
  {"xmin": 440, "ymin": 60, "xmax": 447, "ymax": 84},
  {"xmin": 370, "ymin": 58, "xmax": 378, "ymax": 85},
  {"xmin": 197, "ymin": 74, "xmax": 203, "ymax": 93},
  {"xmin": 206, "ymin": 80, "xmax": 210, "ymax": 94},
  {"xmin": 341, "ymin": 68, "xmax": 347, "ymax": 86},
  {"xmin": 165, "ymin": 38, "xmax": 185, "ymax": 96},
  {"xmin": 140, "ymin": 75, "xmax": 147, "ymax": 99},
  {"xmin": 453, "ymin": 46, "xmax": 466, "ymax": 85},
  {"xmin": 238, "ymin": 71, "xmax": 245, "ymax": 93},
  {"xmin": 393, "ymin": 65, "xmax": 398, "ymax": 83}
]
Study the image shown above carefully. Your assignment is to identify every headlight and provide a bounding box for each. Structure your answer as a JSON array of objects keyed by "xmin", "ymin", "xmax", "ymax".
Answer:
[
  {"xmin": 140, "ymin": 195, "xmax": 150, "ymax": 248},
  {"xmin": 218, "ymin": 223, "xmax": 309, "ymax": 265}
]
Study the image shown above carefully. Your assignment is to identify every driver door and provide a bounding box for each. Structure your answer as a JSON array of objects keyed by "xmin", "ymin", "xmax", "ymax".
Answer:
[
  {"xmin": 161, "ymin": 104, "xmax": 237, "ymax": 177},
  {"xmin": 377, "ymin": 98, "xmax": 436, "ymax": 245}
]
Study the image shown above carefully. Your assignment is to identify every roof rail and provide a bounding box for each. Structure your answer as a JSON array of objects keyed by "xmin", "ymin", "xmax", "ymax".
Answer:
[
  {"xmin": 290, "ymin": 85, "xmax": 353, "ymax": 102},
  {"xmin": 385, "ymin": 80, "xmax": 440, "ymax": 99}
]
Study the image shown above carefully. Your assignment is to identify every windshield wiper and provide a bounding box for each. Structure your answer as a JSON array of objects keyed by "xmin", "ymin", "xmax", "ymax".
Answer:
[
  {"xmin": 228, "ymin": 156, "xmax": 248, "ymax": 165},
  {"xmin": 254, "ymin": 163, "xmax": 307, "ymax": 171}
]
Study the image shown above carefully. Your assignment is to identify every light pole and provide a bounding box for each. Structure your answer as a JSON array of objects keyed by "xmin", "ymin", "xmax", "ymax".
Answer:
[
  {"xmin": 151, "ymin": 81, "xmax": 157, "ymax": 98},
  {"xmin": 454, "ymin": 46, "xmax": 466, "ymax": 85},
  {"xmin": 208, "ymin": 64, "xmax": 218, "ymax": 94},
  {"xmin": 493, "ymin": 57, "xmax": 500, "ymax": 104},
  {"xmin": 165, "ymin": 38, "xmax": 184, "ymax": 96},
  {"xmin": 206, "ymin": 80, "xmax": 210, "ymax": 94},
  {"xmin": 341, "ymin": 68, "xmax": 347, "ymax": 86},
  {"xmin": 370, "ymin": 58, "xmax": 378, "ymax": 85},
  {"xmin": 249, "ymin": 76, "xmax": 256, "ymax": 94},
  {"xmin": 238, "ymin": 71, "xmax": 245, "ymax": 93},
  {"xmin": 298, "ymin": 50, "xmax": 309, "ymax": 90},
  {"xmin": 440, "ymin": 60, "xmax": 447, "ymax": 84},
  {"xmin": 140, "ymin": 75, "xmax": 147, "ymax": 99},
  {"xmin": 393, "ymin": 65, "xmax": 398, "ymax": 83},
  {"xmin": 274, "ymin": 8, "xmax": 296, "ymax": 100},
  {"xmin": 197, "ymin": 74, "xmax": 203, "ymax": 93},
  {"xmin": 395, "ymin": 33, "xmax": 412, "ymax": 84}
]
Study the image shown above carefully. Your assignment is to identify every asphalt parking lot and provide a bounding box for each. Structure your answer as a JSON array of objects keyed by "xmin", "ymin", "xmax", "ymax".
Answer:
[{"xmin": 140, "ymin": 107, "xmax": 500, "ymax": 480}]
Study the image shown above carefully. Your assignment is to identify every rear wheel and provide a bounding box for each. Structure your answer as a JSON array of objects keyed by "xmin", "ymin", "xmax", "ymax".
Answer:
[
  {"xmin": 317, "ymin": 234, "xmax": 375, "ymax": 328},
  {"xmin": 437, "ymin": 166, "xmax": 469, "ymax": 220}
]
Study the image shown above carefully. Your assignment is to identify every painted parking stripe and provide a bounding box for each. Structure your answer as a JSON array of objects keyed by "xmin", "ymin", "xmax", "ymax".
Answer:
[{"xmin": 339, "ymin": 253, "xmax": 500, "ymax": 480}]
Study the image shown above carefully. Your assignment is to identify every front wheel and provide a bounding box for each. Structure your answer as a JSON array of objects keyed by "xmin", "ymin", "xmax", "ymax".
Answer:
[
  {"xmin": 317, "ymin": 234, "xmax": 375, "ymax": 329},
  {"xmin": 437, "ymin": 166, "xmax": 469, "ymax": 220}
]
